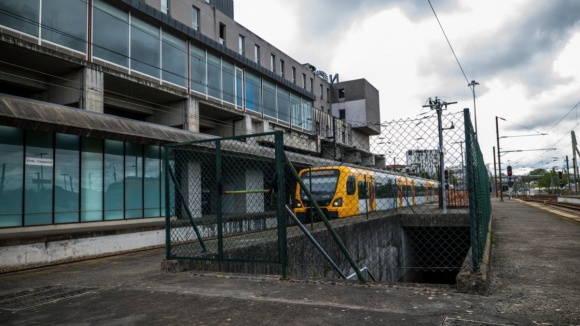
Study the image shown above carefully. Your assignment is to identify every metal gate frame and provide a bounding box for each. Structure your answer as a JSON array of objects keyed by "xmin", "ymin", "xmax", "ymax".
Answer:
[{"xmin": 164, "ymin": 131, "xmax": 287, "ymax": 277}]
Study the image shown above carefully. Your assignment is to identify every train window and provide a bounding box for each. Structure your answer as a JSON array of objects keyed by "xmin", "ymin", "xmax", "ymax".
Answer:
[
  {"xmin": 358, "ymin": 181, "xmax": 369, "ymax": 199},
  {"xmin": 346, "ymin": 176, "xmax": 356, "ymax": 195}
]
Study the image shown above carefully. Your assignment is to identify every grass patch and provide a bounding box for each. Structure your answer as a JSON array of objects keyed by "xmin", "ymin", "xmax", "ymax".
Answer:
[{"xmin": 490, "ymin": 229, "xmax": 497, "ymax": 245}]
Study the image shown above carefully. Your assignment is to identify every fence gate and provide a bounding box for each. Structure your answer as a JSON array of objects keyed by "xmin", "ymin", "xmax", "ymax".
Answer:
[{"xmin": 164, "ymin": 132, "xmax": 286, "ymax": 271}]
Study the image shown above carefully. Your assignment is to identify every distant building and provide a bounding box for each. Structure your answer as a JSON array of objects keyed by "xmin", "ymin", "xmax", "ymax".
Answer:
[{"xmin": 406, "ymin": 149, "xmax": 440, "ymax": 177}]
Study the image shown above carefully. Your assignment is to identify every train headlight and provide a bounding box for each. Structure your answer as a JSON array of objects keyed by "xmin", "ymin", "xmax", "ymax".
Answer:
[
  {"xmin": 332, "ymin": 198, "xmax": 342, "ymax": 207},
  {"xmin": 295, "ymin": 201, "xmax": 302, "ymax": 208}
]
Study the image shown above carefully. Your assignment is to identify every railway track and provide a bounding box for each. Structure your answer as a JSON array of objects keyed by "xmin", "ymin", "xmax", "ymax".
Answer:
[{"xmin": 519, "ymin": 197, "xmax": 580, "ymax": 215}]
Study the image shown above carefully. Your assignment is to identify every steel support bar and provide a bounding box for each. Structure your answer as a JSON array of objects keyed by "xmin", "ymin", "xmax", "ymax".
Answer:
[
  {"xmin": 285, "ymin": 205, "xmax": 346, "ymax": 279},
  {"xmin": 275, "ymin": 131, "xmax": 287, "ymax": 279},
  {"xmin": 284, "ymin": 154, "xmax": 367, "ymax": 283},
  {"xmin": 347, "ymin": 267, "xmax": 376, "ymax": 282},
  {"xmin": 168, "ymin": 165, "xmax": 207, "ymax": 252}
]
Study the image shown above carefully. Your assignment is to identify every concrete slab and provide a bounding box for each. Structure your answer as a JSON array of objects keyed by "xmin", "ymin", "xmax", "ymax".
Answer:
[{"xmin": 0, "ymin": 197, "xmax": 579, "ymax": 325}]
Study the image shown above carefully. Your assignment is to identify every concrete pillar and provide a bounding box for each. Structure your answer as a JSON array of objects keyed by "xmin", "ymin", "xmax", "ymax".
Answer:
[
  {"xmin": 233, "ymin": 115, "xmax": 253, "ymax": 136},
  {"xmin": 186, "ymin": 96, "xmax": 199, "ymax": 132},
  {"xmin": 82, "ymin": 67, "xmax": 104, "ymax": 113}
]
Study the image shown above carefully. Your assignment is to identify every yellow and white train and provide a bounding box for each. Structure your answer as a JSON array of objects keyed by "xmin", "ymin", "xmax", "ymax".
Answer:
[{"xmin": 294, "ymin": 166, "xmax": 439, "ymax": 220}]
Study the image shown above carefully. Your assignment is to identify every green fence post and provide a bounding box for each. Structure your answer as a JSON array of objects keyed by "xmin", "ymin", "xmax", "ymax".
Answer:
[
  {"xmin": 164, "ymin": 145, "xmax": 171, "ymax": 259},
  {"xmin": 464, "ymin": 108, "xmax": 480, "ymax": 273},
  {"xmin": 275, "ymin": 131, "xmax": 287, "ymax": 279},
  {"xmin": 216, "ymin": 139, "xmax": 223, "ymax": 261}
]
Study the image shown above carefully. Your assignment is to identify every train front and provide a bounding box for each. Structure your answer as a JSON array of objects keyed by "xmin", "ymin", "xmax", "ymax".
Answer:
[{"xmin": 293, "ymin": 168, "xmax": 345, "ymax": 221}]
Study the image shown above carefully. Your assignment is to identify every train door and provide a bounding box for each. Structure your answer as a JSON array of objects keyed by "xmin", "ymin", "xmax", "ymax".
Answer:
[{"xmin": 358, "ymin": 179, "xmax": 369, "ymax": 214}]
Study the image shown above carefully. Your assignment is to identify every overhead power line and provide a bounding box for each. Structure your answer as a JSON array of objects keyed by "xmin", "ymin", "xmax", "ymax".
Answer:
[{"xmin": 427, "ymin": 0, "xmax": 470, "ymax": 84}]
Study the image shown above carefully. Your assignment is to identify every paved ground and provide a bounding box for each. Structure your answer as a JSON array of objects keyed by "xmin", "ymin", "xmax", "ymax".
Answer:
[{"xmin": 1, "ymin": 198, "xmax": 579, "ymax": 325}]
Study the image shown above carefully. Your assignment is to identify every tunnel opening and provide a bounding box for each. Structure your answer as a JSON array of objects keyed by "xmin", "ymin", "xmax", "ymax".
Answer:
[{"xmin": 401, "ymin": 226, "xmax": 471, "ymax": 285}]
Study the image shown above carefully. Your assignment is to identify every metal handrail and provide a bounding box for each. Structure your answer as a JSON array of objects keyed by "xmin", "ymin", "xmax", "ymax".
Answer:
[{"xmin": 347, "ymin": 267, "xmax": 376, "ymax": 282}]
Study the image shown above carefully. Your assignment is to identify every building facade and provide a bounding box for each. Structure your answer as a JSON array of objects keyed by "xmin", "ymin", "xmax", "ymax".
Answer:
[{"xmin": 0, "ymin": 0, "xmax": 381, "ymax": 268}]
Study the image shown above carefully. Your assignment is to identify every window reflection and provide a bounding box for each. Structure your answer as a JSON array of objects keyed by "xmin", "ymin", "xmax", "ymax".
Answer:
[
  {"xmin": 0, "ymin": 126, "xmax": 24, "ymax": 227},
  {"xmin": 41, "ymin": 0, "xmax": 87, "ymax": 52},
  {"xmin": 131, "ymin": 17, "xmax": 160, "ymax": 78},
  {"xmin": 81, "ymin": 138, "xmax": 103, "ymax": 222},
  {"xmin": 104, "ymin": 140, "xmax": 124, "ymax": 220},
  {"xmin": 0, "ymin": 0, "xmax": 39, "ymax": 36},
  {"xmin": 125, "ymin": 143, "xmax": 143, "ymax": 219},
  {"xmin": 93, "ymin": 0, "xmax": 129, "ymax": 67},
  {"xmin": 144, "ymin": 146, "xmax": 161, "ymax": 217},
  {"xmin": 55, "ymin": 134, "xmax": 79, "ymax": 224},
  {"xmin": 25, "ymin": 130, "xmax": 53, "ymax": 226},
  {"xmin": 162, "ymin": 31, "xmax": 187, "ymax": 86}
]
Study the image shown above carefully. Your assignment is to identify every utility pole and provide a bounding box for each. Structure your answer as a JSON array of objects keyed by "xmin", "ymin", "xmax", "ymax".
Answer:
[
  {"xmin": 423, "ymin": 97, "xmax": 456, "ymax": 213},
  {"xmin": 566, "ymin": 155, "xmax": 571, "ymax": 194},
  {"xmin": 493, "ymin": 146, "xmax": 498, "ymax": 198},
  {"xmin": 496, "ymin": 116, "xmax": 504, "ymax": 201},
  {"xmin": 468, "ymin": 80, "xmax": 480, "ymax": 136}
]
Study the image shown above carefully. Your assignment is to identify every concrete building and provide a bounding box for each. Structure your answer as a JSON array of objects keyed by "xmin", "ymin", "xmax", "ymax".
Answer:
[{"xmin": 0, "ymin": 0, "xmax": 381, "ymax": 268}]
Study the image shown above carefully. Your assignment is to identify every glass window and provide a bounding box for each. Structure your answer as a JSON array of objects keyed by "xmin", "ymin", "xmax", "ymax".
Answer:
[
  {"xmin": 238, "ymin": 35, "xmax": 244, "ymax": 55},
  {"xmin": 339, "ymin": 88, "xmax": 345, "ymax": 98},
  {"xmin": 0, "ymin": 0, "xmax": 39, "ymax": 36},
  {"xmin": 262, "ymin": 79, "xmax": 276, "ymax": 118},
  {"xmin": 222, "ymin": 60, "xmax": 235, "ymax": 104},
  {"xmin": 192, "ymin": 6, "xmax": 199, "ymax": 30},
  {"xmin": 0, "ymin": 126, "xmax": 24, "ymax": 227},
  {"xmin": 302, "ymin": 74, "xmax": 306, "ymax": 89},
  {"xmin": 125, "ymin": 143, "xmax": 143, "ymax": 219},
  {"xmin": 292, "ymin": 67, "xmax": 296, "ymax": 84},
  {"xmin": 302, "ymin": 99, "xmax": 312, "ymax": 131},
  {"xmin": 162, "ymin": 31, "xmax": 187, "ymax": 86},
  {"xmin": 244, "ymin": 71, "xmax": 261, "ymax": 112},
  {"xmin": 277, "ymin": 87, "xmax": 290, "ymax": 122},
  {"xmin": 236, "ymin": 69, "xmax": 243, "ymax": 106},
  {"xmin": 93, "ymin": 0, "xmax": 129, "ymax": 67},
  {"xmin": 55, "ymin": 134, "xmax": 79, "ymax": 224},
  {"xmin": 190, "ymin": 43, "xmax": 206, "ymax": 94},
  {"xmin": 25, "ymin": 130, "xmax": 53, "ymax": 226},
  {"xmin": 131, "ymin": 16, "xmax": 160, "ymax": 78},
  {"xmin": 320, "ymin": 84, "xmax": 323, "ymax": 99},
  {"xmin": 104, "ymin": 140, "xmax": 124, "ymax": 220},
  {"xmin": 254, "ymin": 44, "xmax": 260, "ymax": 64},
  {"xmin": 41, "ymin": 0, "xmax": 87, "ymax": 53},
  {"xmin": 207, "ymin": 53, "xmax": 221, "ymax": 99},
  {"xmin": 81, "ymin": 138, "xmax": 103, "ymax": 222},
  {"xmin": 144, "ymin": 146, "xmax": 161, "ymax": 217},
  {"xmin": 219, "ymin": 23, "xmax": 226, "ymax": 45},
  {"xmin": 270, "ymin": 54, "xmax": 275, "ymax": 72},
  {"xmin": 161, "ymin": 0, "xmax": 168, "ymax": 14},
  {"xmin": 327, "ymin": 88, "xmax": 330, "ymax": 103},
  {"xmin": 291, "ymin": 94, "xmax": 301, "ymax": 127},
  {"xmin": 309, "ymin": 78, "xmax": 313, "ymax": 92},
  {"xmin": 280, "ymin": 60, "xmax": 284, "ymax": 78}
]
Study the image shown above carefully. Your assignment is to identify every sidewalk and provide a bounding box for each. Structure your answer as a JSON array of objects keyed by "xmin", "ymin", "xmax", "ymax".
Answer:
[{"xmin": 0, "ymin": 198, "xmax": 579, "ymax": 325}]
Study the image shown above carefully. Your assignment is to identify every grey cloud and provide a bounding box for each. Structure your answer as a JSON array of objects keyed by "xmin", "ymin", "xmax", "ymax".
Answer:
[
  {"xmin": 418, "ymin": 0, "xmax": 580, "ymax": 95},
  {"xmin": 293, "ymin": 0, "xmax": 459, "ymax": 37}
]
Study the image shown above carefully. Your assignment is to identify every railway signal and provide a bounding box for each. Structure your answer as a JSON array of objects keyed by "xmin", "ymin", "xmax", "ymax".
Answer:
[
  {"xmin": 444, "ymin": 170, "xmax": 449, "ymax": 180},
  {"xmin": 507, "ymin": 165, "xmax": 512, "ymax": 177},
  {"xmin": 558, "ymin": 171, "xmax": 563, "ymax": 179}
]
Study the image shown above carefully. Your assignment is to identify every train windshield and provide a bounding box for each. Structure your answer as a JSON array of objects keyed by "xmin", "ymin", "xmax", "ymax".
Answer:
[{"xmin": 300, "ymin": 169, "xmax": 339, "ymax": 195}]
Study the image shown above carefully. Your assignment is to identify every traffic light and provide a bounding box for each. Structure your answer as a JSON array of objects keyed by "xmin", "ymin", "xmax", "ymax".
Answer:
[
  {"xmin": 559, "ymin": 171, "xmax": 563, "ymax": 179},
  {"xmin": 444, "ymin": 170, "xmax": 449, "ymax": 180},
  {"xmin": 507, "ymin": 166, "xmax": 512, "ymax": 177}
]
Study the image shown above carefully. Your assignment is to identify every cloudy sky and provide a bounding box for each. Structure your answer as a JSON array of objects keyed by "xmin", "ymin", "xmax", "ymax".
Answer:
[{"xmin": 235, "ymin": 0, "xmax": 580, "ymax": 174}]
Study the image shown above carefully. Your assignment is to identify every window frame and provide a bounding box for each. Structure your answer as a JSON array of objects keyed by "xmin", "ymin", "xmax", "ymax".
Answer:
[
  {"xmin": 238, "ymin": 34, "xmax": 244, "ymax": 55},
  {"xmin": 192, "ymin": 6, "xmax": 200, "ymax": 31}
]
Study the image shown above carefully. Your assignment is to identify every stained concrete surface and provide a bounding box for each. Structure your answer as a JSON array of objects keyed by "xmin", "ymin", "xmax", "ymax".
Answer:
[{"xmin": 0, "ymin": 198, "xmax": 579, "ymax": 325}]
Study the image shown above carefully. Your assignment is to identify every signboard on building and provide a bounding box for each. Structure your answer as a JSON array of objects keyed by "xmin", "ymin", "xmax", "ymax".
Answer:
[{"xmin": 26, "ymin": 157, "xmax": 53, "ymax": 166}]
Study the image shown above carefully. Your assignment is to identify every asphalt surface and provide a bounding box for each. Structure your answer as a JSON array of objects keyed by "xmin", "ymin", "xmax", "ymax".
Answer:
[{"xmin": 0, "ymin": 198, "xmax": 579, "ymax": 325}]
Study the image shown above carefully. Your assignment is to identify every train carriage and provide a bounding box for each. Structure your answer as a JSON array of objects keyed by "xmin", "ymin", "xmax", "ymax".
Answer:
[{"xmin": 294, "ymin": 165, "xmax": 440, "ymax": 221}]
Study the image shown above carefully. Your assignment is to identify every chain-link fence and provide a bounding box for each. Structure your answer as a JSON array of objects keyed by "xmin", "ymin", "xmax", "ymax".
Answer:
[
  {"xmin": 464, "ymin": 109, "xmax": 492, "ymax": 273},
  {"xmin": 165, "ymin": 108, "xmax": 490, "ymax": 283}
]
